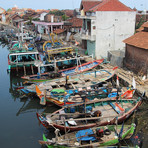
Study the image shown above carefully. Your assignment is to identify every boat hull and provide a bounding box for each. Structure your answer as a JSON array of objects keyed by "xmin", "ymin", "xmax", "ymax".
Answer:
[{"xmin": 36, "ymin": 99, "xmax": 142, "ymax": 132}]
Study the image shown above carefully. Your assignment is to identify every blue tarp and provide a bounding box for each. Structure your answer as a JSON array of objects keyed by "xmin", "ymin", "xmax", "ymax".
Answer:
[{"xmin": 76, "ymin": 129, "xmax": 96, "ymax": 142}]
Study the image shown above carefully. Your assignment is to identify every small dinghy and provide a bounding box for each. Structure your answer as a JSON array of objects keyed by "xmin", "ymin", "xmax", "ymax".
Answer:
[{"xmin": 38, "ymin": 123, "xmax": 136, "ymax": 147}]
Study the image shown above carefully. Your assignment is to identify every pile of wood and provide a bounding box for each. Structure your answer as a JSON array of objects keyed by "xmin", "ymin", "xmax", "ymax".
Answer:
[{"xmin": 100, "ymin": 63, "xmax": 147, "ymax": 86}]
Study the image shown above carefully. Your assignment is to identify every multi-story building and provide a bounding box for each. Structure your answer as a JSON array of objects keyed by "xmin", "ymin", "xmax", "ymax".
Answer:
[{"xmin": 77, "ymin": 0, "xmax": 136, "ymax": 59}]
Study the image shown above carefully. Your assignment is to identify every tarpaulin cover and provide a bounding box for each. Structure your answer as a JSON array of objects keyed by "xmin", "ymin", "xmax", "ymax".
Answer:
[{"xmin": 76, "ymin": 128, "xmax": 96, "ymax": 142}]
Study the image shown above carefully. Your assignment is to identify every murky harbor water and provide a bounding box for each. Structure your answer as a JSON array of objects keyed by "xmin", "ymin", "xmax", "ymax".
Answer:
[
  {"xmin": 0, "ymin": 43, "xmax": 147, "ymax": 148},
  {"xmin": 0, "ymin": 44, "xmax": 59, "ymax": 148}
]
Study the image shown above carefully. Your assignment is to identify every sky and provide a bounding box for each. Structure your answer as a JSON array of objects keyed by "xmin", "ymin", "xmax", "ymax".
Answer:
[{"xmin": 0, "ymin": 0, "xmax": 148, "ymax": 11}]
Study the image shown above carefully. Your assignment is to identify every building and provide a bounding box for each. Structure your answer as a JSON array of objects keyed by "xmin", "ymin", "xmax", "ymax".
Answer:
[
  {"xmin": 123, "ymin": 21, "xmax": 148, "ymax": 76},
  {"xmin": 77, "ymin": 0, "xmax": 136, "ymax": 59},
  {"xmin": 0, "ymin": 7, "xmax": 6, "ymax": 23},
  {"xmin": 9, "ymin": 13, "xmax": 23, "ymax": 27},
  {"xmin": 32, "ymin": 14, "xmax": 64, "ymax": 34},
  {"xmin": 67, "ymin": 17, "xmax": 83, "ymax": 33},
  {"xmin": 39, "ymin": 12, "xmax": 48, "ymax": 21}
]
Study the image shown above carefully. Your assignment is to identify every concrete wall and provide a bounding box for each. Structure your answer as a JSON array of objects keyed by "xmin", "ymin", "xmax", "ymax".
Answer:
[
  {"xmin": 37, "ymin": 25, "xmax": 44, "ymax": 34},
  {"xmin": 91, "ymin": 19, "xmax": 96, "ymax": 37},
  {"xmin": 87, "ymin": 40, "xmax": 96, "ymax": 57},
  {"xmin": 39, "ymin": 12, "xmax": 47, "ymax": 21},
  {"xmin": 108, "ymin": 50, "xmax": 125, "ymax": 67},
  {"xmin": 95, "ymin": 11, "xmax": 136, "ymax": 59}
]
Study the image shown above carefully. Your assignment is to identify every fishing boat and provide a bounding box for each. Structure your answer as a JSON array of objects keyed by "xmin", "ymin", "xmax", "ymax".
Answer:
[
  {"xmin": 36, "ymin": 97, "xmax": 142, "ymax": 131},
  {"xmin": 7, "ymin": 50, "xmax": 42, "ymax": 73},
  {"xmin": 19, "ymin": 67, "xmax": 117, "ymax": 95},
  {"xmin": 38, "ymin": 123, "xmax": 136, "ymax": 147},
  {"xmin": 21, "ymin": 59, "xmax": 104, "ymax": 82},
  {"xmin": 37, "ymin": 85, "xmax": 134, "ymax": 106}
]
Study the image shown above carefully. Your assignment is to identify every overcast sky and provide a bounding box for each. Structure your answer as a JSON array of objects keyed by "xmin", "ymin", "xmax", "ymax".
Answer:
[{"xmin": 1, "ymin": 0, "xmax": 148, "ymax": 11}]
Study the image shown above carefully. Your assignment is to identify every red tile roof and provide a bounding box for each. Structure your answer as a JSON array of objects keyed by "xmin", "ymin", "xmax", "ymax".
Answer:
[
  {"xmin": 91, "ymin": 0, "xmax": 133, "ymax": 11},
  {"xmin": 81, "ymin": 1, "xmax": 102, "ymax": 12},
  {"xmin": 123, "ymin": 31, "xmax": 148, "ymax": 49},
  {"xmin": 136, "ymin": 22, "xmax": 148, "ymax": 32},
  {"xmin": 68, "ymin": 17, "xmax": 83, "ymax": 27},
  {"xmin": 53, "ymin": 28, "xmax": 65, "ymax": 34},
  {"xmin": 142, "ymin": 21, "xmax": 148, "ymax": 28},
  {"xmin": 63, "ymin": 10, "xmax": 74, "ymax": 17}
]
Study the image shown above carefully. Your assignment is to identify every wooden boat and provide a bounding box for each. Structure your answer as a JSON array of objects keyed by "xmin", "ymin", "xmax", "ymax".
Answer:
[
  {"xmin": 21, "ymin": 59, "xmax": 104, "ymax": 82},
  {"xmin": 39, "ymin": 123, "xmax": 136, "ymax": 147},
  {"xmin": 36, "ymin": 97, "xmax": 142, "ymax": 131},
  {"xmin": 19, "ymin": 67, "xmax": 117, "ymax": 97},
  {"xmin": 7, "ymin": 51, "xmax": 42, "ymax": 72},
  {"xmin": 37, "ymin": 85, "xmax": 134, "ymax": 106}
]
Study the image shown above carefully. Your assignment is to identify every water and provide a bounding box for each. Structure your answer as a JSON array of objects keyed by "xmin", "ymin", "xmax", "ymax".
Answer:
[
  {"xmin": 0, "ymin": 43, "xmax": 148, "ymax": 148},
  {"xmin": 0, "ymin": 44, "xmax": 59, "ymax": 148}
]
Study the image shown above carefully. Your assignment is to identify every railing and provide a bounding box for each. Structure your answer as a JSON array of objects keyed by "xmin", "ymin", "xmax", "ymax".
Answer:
[{"xmin": 75, "ymin": 30, "xmax": 96, "ymax": 41}]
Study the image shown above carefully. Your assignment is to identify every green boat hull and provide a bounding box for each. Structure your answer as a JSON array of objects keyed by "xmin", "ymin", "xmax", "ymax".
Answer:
[{"xmin": 42, "ymin": 123, "xmax": 135, "ymax": 148}]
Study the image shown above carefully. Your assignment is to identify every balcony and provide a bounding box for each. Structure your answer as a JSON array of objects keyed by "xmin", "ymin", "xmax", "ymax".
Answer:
[
  {"xmin": 75, "ymin": 30, "xmax": 96, "ymax": 41},
  {"xmin": 77, "ymin": 12, "xmax": 96, "ymax": 20}
]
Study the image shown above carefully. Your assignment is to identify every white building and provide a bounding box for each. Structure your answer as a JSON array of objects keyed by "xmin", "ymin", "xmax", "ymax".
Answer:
[
  {"xmin": 39, "ymin": 12, "xmax": 48, "ymax": 21},
  {"xmin": 78, "ymin": 0, "xmax": 136, "ymax": 59}
]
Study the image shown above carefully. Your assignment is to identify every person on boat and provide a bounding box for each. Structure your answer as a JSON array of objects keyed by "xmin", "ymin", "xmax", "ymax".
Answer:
[
  {"xmin": 65, "ymin": 75, "xmax": 69, "ymax": 89},
  {"xmin": 93, "ymin": 110, "xmax": 102, "ymax": 117}
]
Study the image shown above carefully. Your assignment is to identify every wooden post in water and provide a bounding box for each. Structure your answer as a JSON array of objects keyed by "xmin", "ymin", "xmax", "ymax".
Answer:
[
  {"xmin": 31, "ymin": 65, "xmax": 34, "ymax": 75},
  {"xmin": 23, "ymin": 65, "xmax": 26, "ymax": 75},
  {"xmin": 16, "ymin": 66, "xmax": 18, "ymax": 75},
  {"xmin": 64, "ymin": 117, "xmax": 67, "ymax": 139},
  {"xmin": 43, "ymin": 89, "xmax": 46, "ymax": 105}
]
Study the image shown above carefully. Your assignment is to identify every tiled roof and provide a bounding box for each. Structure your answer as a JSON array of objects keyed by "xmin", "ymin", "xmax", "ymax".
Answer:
[
  {"xmin": 91, "ymin": 0, "xmax": 133, "ymax": 11},
  {"xmin": 136, "ymin": 22, "xmax": 148, "ymax": 32},
  {"xmin": 81, "ymin": 1, "xmax": 102, "ymax": 12},
  {"xmin": 53, "ymin": 28, "xmax": 65, "ymax": 34},
  {"xmin": 63, "ymin": 10, "xmax": 74, "ymax": 17},
  {"xmin": 123, "ymin": 31, "xmax": 148, "ymax": 49},
  {"xmin": 68, "ymin": 17, "xmax": 83, "ymax": 27},
  {"xmin": 0, "ymin": 7, "xmax": 6, "ymax": 14},
  {"xmin": 142, "ymin": 21, "xmax": 148, "ymax": 28}
]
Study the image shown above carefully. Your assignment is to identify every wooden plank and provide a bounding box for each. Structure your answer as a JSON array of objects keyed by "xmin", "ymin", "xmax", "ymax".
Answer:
[
  {"xmin": 63, "ymin": 98, "xmax": 135, "ymax": 108},
  {"xmin": 56, "ymin": 115, "xmax": 116, "ymax": 123}
]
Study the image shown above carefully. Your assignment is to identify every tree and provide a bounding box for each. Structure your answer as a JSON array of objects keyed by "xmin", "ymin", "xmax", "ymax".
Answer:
[
  {"xmin": 62, "ymin": 14, "xmax": 69, "ymax": 21},
  {"xmin": 48, "ymin": 10, "xmax": 65, "ymax": 16},
  {"xmin": 7, "ymin": 8, "xmax": 12, "ymax": 12},
  {"xmin": 136, "ymin": 15, "xmax": 146, "ymax": 29}
]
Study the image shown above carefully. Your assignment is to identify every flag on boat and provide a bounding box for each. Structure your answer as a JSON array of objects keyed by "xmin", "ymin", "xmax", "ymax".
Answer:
[
  {"xmin": 132, "ymin": 77, "xmax": 136, "ymax": 89},
  {"xmin": 116, "ymin": 75, "xmax": 119, "ymax": 87}
]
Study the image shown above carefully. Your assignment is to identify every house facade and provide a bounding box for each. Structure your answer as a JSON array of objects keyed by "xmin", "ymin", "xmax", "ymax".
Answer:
[
  {"xmin": 0, "ymin": 7, "xmax": 6, "ymax": 23},
  {"xmin": 67, "ymin": 17, "xmax": 83, "ymax": 33},
  {"xmin": 39, "ymin": 12, "xmax": 48, "ymax": 21},
  {"xmin": 78, "ymin": 0, "xmax": 136, "ymax": 59},
  {"xmin": 123, "ymin": 22, "xmax": 148, "ymax": 76},
  {"xmin": 32, "ymin": 14, "xmax": 64, "ymax": 34}
]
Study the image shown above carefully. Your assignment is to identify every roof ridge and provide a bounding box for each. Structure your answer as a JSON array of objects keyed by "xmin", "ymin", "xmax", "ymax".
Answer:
[
  {"xmin": 90, "ymin": 0, "xmax": 108, "ymax": 11},
  {"xmin": 91, "ymin": 0, "xmax": 133, "ymax": 12}
]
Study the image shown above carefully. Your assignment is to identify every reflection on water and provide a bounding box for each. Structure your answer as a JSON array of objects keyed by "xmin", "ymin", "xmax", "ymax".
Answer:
[
  {"xmin": 9, "ymin": 73, "xmax": 60, "ymax": 116},
  {"xmin": 0, "ymin": 43, "xmax": 59, "ymax": 148}
]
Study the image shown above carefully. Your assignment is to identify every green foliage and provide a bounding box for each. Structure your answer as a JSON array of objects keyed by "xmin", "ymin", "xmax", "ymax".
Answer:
[
  {"xmin": 62, "ymin": 14, "xmax": 69, "ymax": 21},
  {"xmin": 33, "ymin": 18, "xmax": 40, "ymax": 21},
  {"xmin": 7, "ymin": 8, "xmax": 12, "ymax": 12},
  {"xmin": 48, "ymin": 10, "xmax": 65, "ymax": 16},
  {"xmin": 136, "ymin": 15, "xmax": 146, "ymax": 29},
  {"xmin": 26, "ymin": 17, "xmax": 33, "ymax": 25}
]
